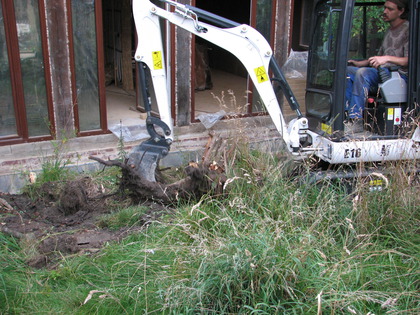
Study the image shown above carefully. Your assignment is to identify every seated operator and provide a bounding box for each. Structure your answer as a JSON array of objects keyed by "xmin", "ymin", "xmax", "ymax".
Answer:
[{"xmin": 345, "ymin": 0, "xmax": 409, "ymax": 133}]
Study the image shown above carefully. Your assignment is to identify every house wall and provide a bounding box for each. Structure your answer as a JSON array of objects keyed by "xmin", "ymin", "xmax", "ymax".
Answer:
[
  {"xmin": 0, "ymin": 0, "xmax": 297, "ymax": 193},
  {"xmin": 173, "ymin": 0, "xmax": 193, "ymax": 127},
  {"xmin": 274, "ymin": 0, "xmax": 292, "ymax": 67}
]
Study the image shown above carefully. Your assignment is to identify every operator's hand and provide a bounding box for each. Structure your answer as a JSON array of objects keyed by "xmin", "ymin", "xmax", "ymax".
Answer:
[{"xmin": 368, "ymin": 56, "xmax": 387, "ymax": 68}]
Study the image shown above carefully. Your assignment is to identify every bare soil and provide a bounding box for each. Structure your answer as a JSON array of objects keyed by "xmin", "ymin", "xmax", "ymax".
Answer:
[{"xmin": 0, "ymin": 176, "xmax": 171, "ymax": 269}]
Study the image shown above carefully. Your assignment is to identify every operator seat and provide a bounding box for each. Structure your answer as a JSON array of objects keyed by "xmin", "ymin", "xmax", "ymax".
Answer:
[
  {"xmin": 377, "ymin": 66, "xmax": 407, "ymax": 103},
  {"xmin": 365, "ymin": 67, "xmax": 408, "ymax": 135}
]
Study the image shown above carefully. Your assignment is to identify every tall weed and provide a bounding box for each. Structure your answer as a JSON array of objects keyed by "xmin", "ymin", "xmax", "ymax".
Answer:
[{"xmin": 160, "ymin": 156, "xmax": 419, "ymax": 313}]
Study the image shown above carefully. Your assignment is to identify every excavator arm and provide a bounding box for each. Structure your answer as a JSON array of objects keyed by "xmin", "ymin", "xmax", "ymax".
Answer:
[{"xmin": 129, "ymin": 0, "xmax": 310, "ymax": 181}]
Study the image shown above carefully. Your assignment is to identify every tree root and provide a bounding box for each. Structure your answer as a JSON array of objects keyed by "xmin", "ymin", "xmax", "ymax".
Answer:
[{"xmin": 89, "ymin": 156, "xmax": 226, "ymax": 204}]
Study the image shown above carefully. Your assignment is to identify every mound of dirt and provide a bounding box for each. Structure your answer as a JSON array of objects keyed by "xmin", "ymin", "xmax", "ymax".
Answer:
[{"xmin": 0, "ymin": 177, "xmax": 170, "ymax": 268}]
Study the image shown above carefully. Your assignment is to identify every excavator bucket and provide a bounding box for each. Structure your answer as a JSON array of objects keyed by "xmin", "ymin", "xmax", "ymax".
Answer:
[
  {"xmin": 127, "ymin": 147, "xmax": 160, "ymax": 182},
  {"xmin": 127, "ymin": 137, "xmax": 170, "ymax": 182}
]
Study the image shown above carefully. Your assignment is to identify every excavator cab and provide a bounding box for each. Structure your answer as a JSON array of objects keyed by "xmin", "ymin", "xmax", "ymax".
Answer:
[{"xmin": 306, "ymin": 0, "xmax": 419, "ymax": 139}]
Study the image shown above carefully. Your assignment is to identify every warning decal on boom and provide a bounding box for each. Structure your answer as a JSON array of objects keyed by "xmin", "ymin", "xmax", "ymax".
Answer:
[
  {"xmin": 152, "ymin": 51, "xmax": 163, "ymax": 70},
  {"xmin": 254, "ymin": 66, "xmax": 269, "ymax": 83}
]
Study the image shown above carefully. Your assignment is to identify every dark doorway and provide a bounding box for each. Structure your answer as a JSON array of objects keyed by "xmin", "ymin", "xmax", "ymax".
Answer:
[
  {"xmin": 102, "ymin": 0, "xmax": 139, "ymax": 128},
  {"xmin": 193, "ymin": 0, "xmax": 251, "ymax": 117}
]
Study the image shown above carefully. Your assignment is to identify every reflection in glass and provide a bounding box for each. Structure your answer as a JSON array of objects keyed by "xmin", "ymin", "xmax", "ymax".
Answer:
[
  {"xmin": 0, "ymin": 5, "xmax": 17, "ymax": 137},
  {"xmin": 306, "ymin": 91, "xmax": 331, "ymax": 119},
  {"xmin": 72, "ymin": 0, "xmax": 101, "ymax": 132}
]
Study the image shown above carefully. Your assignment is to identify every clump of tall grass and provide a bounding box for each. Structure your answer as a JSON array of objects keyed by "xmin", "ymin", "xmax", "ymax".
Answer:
[
  {"xmin": 21, "ymin": 137, "xmax": 76, "ymax": 199},
  {"xmin": 158, "ymin": 151, "xmax": 419, "ymax": 314}
]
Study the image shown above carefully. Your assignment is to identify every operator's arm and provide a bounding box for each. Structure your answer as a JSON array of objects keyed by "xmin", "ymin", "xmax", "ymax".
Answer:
[
  {"xmin": 367, "ymin": 55, "xmax": 408, "ymax": 68},
  {"xmin": 348, "ymin": 59, "xmax": 370, "ymax": 67},
  {"xmin": 348, "ymin": 55, "xmax": 408, "ymax": 68}
]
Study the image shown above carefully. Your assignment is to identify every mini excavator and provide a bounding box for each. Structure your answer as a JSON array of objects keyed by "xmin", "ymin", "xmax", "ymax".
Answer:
[{"xmin": 129, "ymin": 0, "xmax": 419, "ymax": 184}]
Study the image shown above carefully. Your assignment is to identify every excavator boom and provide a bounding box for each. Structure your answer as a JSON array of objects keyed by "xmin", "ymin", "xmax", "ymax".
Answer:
[{"xmin": 129, "ymin": 0, "xmax": 310, "ymax": 181}]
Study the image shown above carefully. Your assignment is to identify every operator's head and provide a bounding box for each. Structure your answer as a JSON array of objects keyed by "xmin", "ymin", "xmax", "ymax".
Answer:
[{"xmin": 385, "ymin": 0, "xmax": 409, "ymax": 20}]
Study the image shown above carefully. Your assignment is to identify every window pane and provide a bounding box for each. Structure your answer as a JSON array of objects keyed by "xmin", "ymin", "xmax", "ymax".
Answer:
[
  {"xmin": 256, "ymin": 0, "xmax": 273, "ymax": 41},
  {"xmin": 306, "ymin": 0, "xmax": 340, "ymax": 120},
  {"xmin": 72, "ymin": 0, "xmax": 101, "ymax": 132},
  {"xmin": 306, "ymin": 91, "xmax": 331, "ymax": 119},
  {"xmin": 15, "ymin": 0, "xmax": 50, "ymax": 137},
  {"xmin": 349, "ymin": 3, "xmax": 386, "ymax": 60},
  {"xmin": 0, "ymin": 5, "xmax": 17, "ymax": 137},
  {"xmin": 71, "ymin": 0, "xmax": 100, "ymax": 131},
  {"xmin": 308, "ymin": 1, "xmax": 338, "ymax": 90},
  {"xmin": 306, "ymin": 0, "xmax": 341, "ymax": 120},
  {"xmin": 299, "ymin": 0, "xmax": 312, "ymax": 48}
]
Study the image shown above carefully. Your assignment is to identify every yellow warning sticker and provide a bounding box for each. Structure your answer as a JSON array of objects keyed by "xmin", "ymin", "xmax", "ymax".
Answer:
[
  {"xmin": 254, "ymin": 66, "xmax": 269, "ymax": 83},
  {"xmin": 387, "ymin": 108, "xmax": 394, "ymax": 120},
  {"xmin": 321, "ymin": 123, "xmax": 332, "ymax": 135},
  {"xmin": 369, "ymin": 179, "xmax": 383, "ymax": 187},
  {"xmin": 152, "ymin": 51, "xmax": 163, "ymax": 70}
]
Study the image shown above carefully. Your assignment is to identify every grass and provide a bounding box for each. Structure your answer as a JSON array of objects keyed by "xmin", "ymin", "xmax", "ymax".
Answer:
[
  {"xmin": 1, "ymin": 148, "xmax": 419, "ymax": 314},
  {"xmin": 98, "ymin": 205, "xmax": 149, "ymax": 230},
  {"xmin": 20, "ymin": 137, "xmax": 76, "ymax": 200}
]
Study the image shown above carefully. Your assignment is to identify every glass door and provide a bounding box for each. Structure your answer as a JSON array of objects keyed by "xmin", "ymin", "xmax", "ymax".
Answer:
[{"xmin": 0, "ymin": 0, "xmax": 53, "ymax": 143}]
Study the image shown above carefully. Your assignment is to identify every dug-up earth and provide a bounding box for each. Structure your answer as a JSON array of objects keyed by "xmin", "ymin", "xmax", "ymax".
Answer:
[
  {"xmin": 0, "ymin": 132, "xmax": 233, "ymax": 269},
  {"xmin": 0, "ymin": 176, "xmax": 171, "ymax": 269}
]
